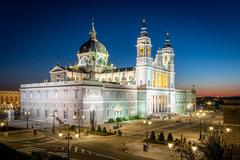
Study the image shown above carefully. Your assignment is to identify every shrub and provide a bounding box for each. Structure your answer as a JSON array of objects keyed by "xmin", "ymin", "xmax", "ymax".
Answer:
[
  {"xmin": 102, "ymin": 127, "xmax": 107, "ymax": 133},
  {"xmin": 91, "ymin": 126, "xmax": 95, "ymax": 132},
  {"xmin": 69, "ymin": 125, "xmax": 76, "ymax": 131},
  {"xmin": 122, "ymin": 116, "xmax": 129, "ymax": 121},
  {"xmin": 118, "ymin": 130, "xmax": 122, "ymax": 136},
  {"xmin": 134, "ymin": 115, "xmax": 140, "ymax": 119},
  {"xmin": 158, "ymin": 132, "xmax": 165, "ymax": 144},
  {"xmin": 128, "ymin": 116, "xmax": 134, "ymax": 120},
  {"xmin": 108, "ymin": 118, "xmax": 115, "ymax": 123},
  {"xmin": 150, "ymin": 131, "xmax": 156, "ymax": 142},
  {"xmin": 167, "ymin": 132, "xmax": 173, "ymax": 142},
  {"xmin": 97, "ymin": 125, "xmax": 102, "ymax": 132},
  {"xmin": 116, "ymin": 117, "xmax": 122, "ymax": 122}
]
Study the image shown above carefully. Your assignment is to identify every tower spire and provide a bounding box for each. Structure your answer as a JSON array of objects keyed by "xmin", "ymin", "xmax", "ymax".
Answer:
[
  {"xmin": 163, "ymin": 32, "xmax": 171, "ymax": 48},
  {"xmin": 140, "ymin": 18, "xmax": 148, "ymax": 37},
  {"xmin": 89, "ymin": 18, "xmax": 97, "ymax": 40}
]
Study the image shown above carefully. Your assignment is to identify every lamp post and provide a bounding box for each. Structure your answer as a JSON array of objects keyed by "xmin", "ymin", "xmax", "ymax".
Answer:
[
  {"xmin": 4, "ymin": 110, "xmax": 9, "ymax": 131},
  {"xmin": 0, "ymin": 122, "xmax": 4, "ymax": 131},
  {"xmin": 143, "ymin": 119, "xmax": 152, "ymax": 143},
  {"xmin": 196, "ymin": 110, "xmax": 206, "ymax": 140},
  {"xmin": 113, "ymin": 106, "xmax": 122, "ymax": 128},
  {"xmin": 73, "ymin": 109, "xmax": 85, "ymax": 137},
  {"xmin": 187, "ymin": 103, "xmax": 192, "ymax": 116},
  {"xmin": 24, "ymin": 110, "xmax": 31, "ymax": 129},
  {"xmin": 58, "ymin": 122, "xmax": 80, "ymax": 160},
  {"xmin": 131, "ymin": 110, "xmax": 135, "ymax": 122},
  {"xmin": 50, "ymin": 111, "xmax": 57, "ymax": 133},
  {"xmin": 191, "ymin": 143, "xmax": 197, "ymax": 160}
]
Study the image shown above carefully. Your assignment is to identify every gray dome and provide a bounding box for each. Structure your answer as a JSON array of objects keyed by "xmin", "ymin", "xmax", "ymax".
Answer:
[{"xmin": 79, "ymin": 39, "xmax": 108, "ymax": 54}]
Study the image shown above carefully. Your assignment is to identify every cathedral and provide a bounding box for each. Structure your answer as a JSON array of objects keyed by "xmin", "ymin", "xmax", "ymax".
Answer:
[{"xmin": 20, "ymin": 19, "xmax": 196, "ymax": 126}]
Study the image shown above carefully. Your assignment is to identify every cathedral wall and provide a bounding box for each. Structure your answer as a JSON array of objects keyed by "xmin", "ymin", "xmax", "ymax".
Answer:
[
  {"xmin": 96, "ymin": 70, "xmax": 135, "ymax": 84},
  {"xmin": 175, "ymin": 89, "xmax": 196, "ymax": 113}
]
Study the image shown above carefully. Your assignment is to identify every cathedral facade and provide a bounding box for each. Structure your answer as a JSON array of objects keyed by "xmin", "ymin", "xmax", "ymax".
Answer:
[{"xmin": 20, "ymin": 19, "xmax": 196, "ymax": 126}]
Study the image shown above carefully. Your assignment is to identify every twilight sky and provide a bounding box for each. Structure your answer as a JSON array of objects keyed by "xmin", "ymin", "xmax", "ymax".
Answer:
[{"xmin": 0, "ymin": 0, "xmax": 239, "ymax": 96}]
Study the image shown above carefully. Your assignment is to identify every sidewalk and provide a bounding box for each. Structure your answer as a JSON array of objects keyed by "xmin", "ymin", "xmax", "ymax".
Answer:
[{"xmin": 0, "ymin": 130, "xmax": 46, "ymax": 142}]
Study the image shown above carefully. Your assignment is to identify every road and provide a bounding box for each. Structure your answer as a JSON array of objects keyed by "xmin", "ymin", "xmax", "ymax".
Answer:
[{"xmin": 0, "ymin": 111, "xmax": 223, "ymax": 160}]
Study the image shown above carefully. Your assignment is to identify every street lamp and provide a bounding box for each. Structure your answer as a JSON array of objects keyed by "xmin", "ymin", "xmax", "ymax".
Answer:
[
  {"xmin": 168, "ymin": 142, "xmax": 173, "ymax": 150},
  {"xmin": 73, "ymin": 109, "xmax": 85, "ymax": 137},
  {"xmin": 143, "ymin": 119, "xmax": 152, "ymax": 143},
  {"xmin": 187, "ymin": 103, "xmax": 193, "ymax": 116},
  {"xmin": 196, "ymin": 111, "xmax": 206, "ymax": 140},
  {"xmin": 191, "ymin": 143, "xmax": 197, "ymax": 152},
  {"xmin": 50, "ymin": 111, "xmax": 57, "ymax": 133},
  {"xmin": 0, "ymin": 122, "xmax": 4, "ymax": 131},
  {"xmin": 4, "ymin": 109, "xmax": 9, "ymax": 131},
  {"xmin": 24, "ymin": 110, "xmax": 31, "ymax": 129},
  {"xmin": 131, "ymin": 110, "xmax": 135, "ymax": 122},
  {"xmin": 225, "ymin": 127, "xmax": 231, "ymax": 133},
  {"xmin": 209, "ymin": 126, "xmax": 214, "ymax": 131},
  {"xmin": 191, "ymin": 143, "xmax": 197, "ymax": 160},
  {"xmin": 113, "ymin": 106, "xmax": 122, "ymax": 128},
  {"xmin": 58, "ymin": 123, "xmax": 71, "ymax": 160}
]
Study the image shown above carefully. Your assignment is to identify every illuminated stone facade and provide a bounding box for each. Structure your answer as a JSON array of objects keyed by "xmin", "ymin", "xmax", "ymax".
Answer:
[
  {"xmin": 0, "ymin": 90, "xmax": 20, "ymax": 109},
  {"xmin": 20, "ymin": 19, "xmax": 196, "ymax": 126}
]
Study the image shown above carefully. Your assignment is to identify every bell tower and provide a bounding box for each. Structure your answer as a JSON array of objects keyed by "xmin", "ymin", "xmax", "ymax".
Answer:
[
  {"xmin": 136, "ymin": 19, "xmax": 152, "ymax": 58},
  {"xmin": 136, "ymin": 19, "xmax": 153, "ymax": 87}
]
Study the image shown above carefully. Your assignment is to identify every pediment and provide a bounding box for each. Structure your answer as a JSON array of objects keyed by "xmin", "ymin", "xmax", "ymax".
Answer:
[{"xmin": 49, "ymin": 65, "xmax": 66, "ymax": 73}]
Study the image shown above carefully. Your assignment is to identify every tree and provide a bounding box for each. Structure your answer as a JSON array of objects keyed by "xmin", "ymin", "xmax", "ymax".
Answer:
[
  {"xmin": 158, "ymin": 132, "xmax": 165, "ymax": 144},
  {"xmin": 150, "ymin": 131, "xmax": 156, "ymax": 142},
  {"xmin": 116, "ymin": 117, "xmax": 122, "ymax": 122},
  {"xmin": 167, "ymin": 132, "xmax": 173, "ymax": 142},
  {"xmin": 102, "ymin": 127, "xmax": 107, "ymax": 133},
  {"xmin": 97, "ymin": 125, "xmax": 102, "ymax": 132},
  {"xmin": 91, "ymin": 126, "xmax": 95, "ymax": 132},
  {"xmin": 108, "ymin": 118, "xmax": 115, "ymax": 123}
]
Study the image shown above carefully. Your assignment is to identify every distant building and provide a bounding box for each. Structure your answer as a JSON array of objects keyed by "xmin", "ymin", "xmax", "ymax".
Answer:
[
  {"xmin": 20, "ymin": 19, "xmax": 196, "ymax": 126},
  {"xmin": 223, "ymin": 105, "xmax": 240, "ymax": 145},
  {"xmin": 0, "ymin": 90, "xmax": 20, "ymax": 110}
]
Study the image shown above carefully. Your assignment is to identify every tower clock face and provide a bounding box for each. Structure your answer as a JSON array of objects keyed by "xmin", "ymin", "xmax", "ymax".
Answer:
[
  {"xmin": 80, "ymin": 56, "xmax": 90, "ymax": 65},
  {"xmin": 96, "ymin": 56, "xmax": 105, "ymax": 65}
]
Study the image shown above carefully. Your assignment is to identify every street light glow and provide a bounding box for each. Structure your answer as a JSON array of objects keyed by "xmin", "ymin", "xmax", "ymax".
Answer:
[
  {"xmin": 58, "ymin": 132, "xmax": 63, "ymax": 137},
  {"xmin": 192, "ymin": 144, "xmax": 197, "ymax": 152},
  {"xmin": 226, "ymin": 128, "xmax": 231, "ymax": 133},
  {"xmin": 168, "ymin": 142, "xmax": 173, "ymax": 149},
  {"xmin": 209, "ymin": 126, "xmax": 214, "ymax": 131},
  {"xmin": 0, "ymin": 122, "xmax": 4, "ymax": 127},
  {"xmin": 75, "ymin": 133, "xmax": 79, "ymax": 138}
]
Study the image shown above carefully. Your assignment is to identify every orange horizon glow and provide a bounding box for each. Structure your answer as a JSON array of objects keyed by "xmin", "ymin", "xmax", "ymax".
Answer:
[
  {"xmin": 177, "ymin": 84, "xmax": 240, "ymax": 97},
  {"xmin": 197, "ymin": 91, "xmax": 240, "ymax": 97}
]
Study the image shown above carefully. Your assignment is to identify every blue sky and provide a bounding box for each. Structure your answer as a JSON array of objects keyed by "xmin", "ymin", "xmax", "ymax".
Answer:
[{"xmin": 0, "ymin": 0, "xmax": 239, "ymax": 96}]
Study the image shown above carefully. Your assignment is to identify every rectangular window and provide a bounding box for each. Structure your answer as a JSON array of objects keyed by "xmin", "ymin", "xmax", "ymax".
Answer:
[
  {"xmin": 30, "ymin": 92, "xmax": 33, "ymax": 99},
  {"xmin": 45, "ymin": 91, "xmax": 48, "ymax": 99},
  {"xmin": 75, "ymin": 90, "xmax": 78, "ymax": 99},
  {"xmin": 64, "ymin": 90, "xmax": 68, "ymax": 97},
  {"xmin": 45, "ymin": 110, "xmax": 48, "ymax": 118},
  {"xmin": 106, "ymin": 109, "xmax": 109, "ymax": 117},
  {"xmin": 37, "ymin": 109, "xmax": 40, "ymax": 117},
  {"xmin": 106, "ymin": 92, "xmax": 109, "ymax": 100},
  {"xmin": 113, "ymin": 92, "xmax": 116, "ymax": 98},
  {"xmin": 125, "ymin": 108, "xmax": 129, "ymax": 115},
  {"xmin": 63, "ymin": 110, "xmax": 68, "ymax": 120},
  {"xmin": 55, "ymin": 90, "xmax": 58, "ymax": 98}
]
